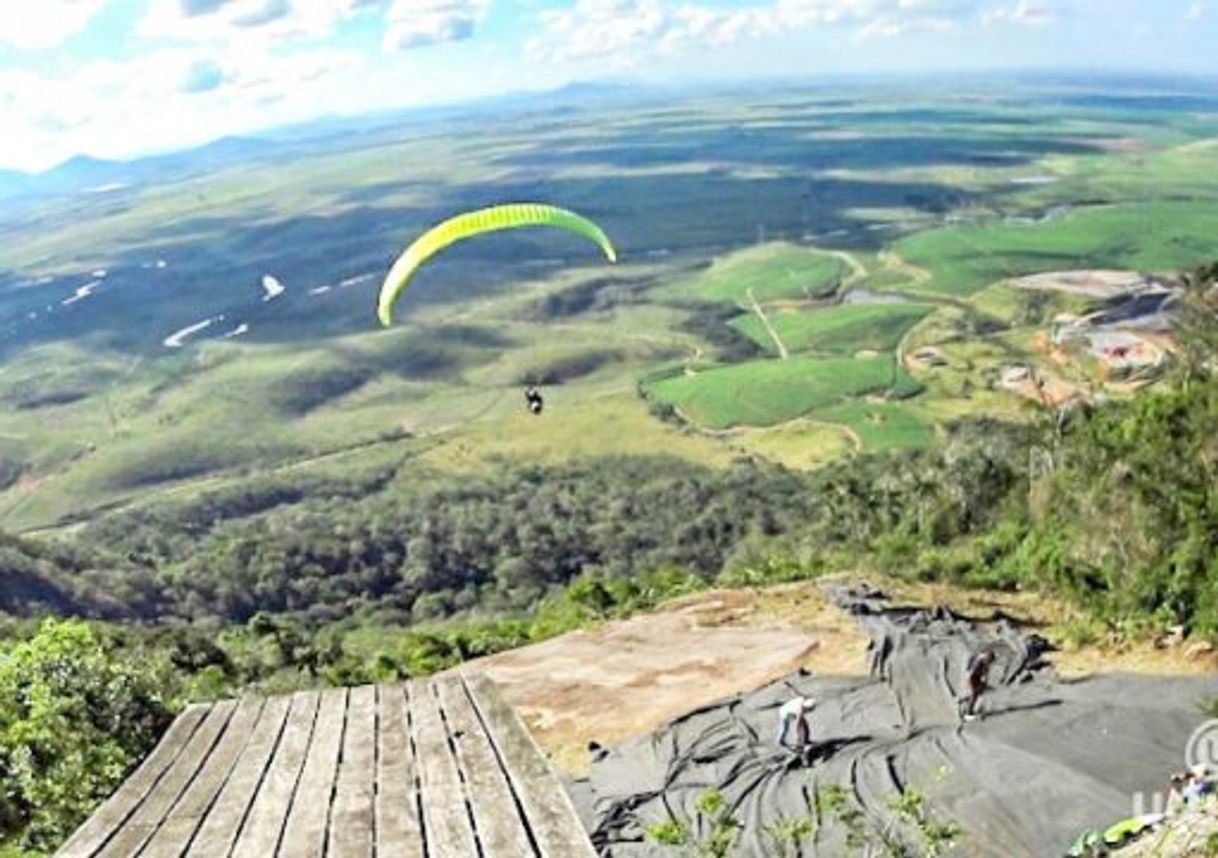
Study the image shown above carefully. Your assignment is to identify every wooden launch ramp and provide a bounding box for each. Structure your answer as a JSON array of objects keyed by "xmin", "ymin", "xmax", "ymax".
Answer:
[{"xmin": 57, "ymin": 673, "xmax": 596, "ymax": 857}]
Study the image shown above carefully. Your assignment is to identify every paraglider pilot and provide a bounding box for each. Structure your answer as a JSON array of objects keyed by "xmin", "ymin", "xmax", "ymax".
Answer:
[{"xmin": 525, "ymin": 386, "xmax": 544, "ymax": 416}]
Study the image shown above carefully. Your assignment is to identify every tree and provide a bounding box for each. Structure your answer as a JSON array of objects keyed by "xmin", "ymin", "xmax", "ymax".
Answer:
[{"xmin": 0, "ymin": 620, "xmax": 175, "ymax": 852}]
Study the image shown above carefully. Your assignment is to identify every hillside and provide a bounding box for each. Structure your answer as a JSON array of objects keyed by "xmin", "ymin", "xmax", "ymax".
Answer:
[
  {"xmin": 0, "ymin": 261, "xmax": 1213, "ymax": 853},
  {"xmin": 0, "ymin": 534, "xmax": 129, "ymax": 619},
  {"xmin": 1, "ymin": 78, "xmax": 1217, "ymax": 855}
]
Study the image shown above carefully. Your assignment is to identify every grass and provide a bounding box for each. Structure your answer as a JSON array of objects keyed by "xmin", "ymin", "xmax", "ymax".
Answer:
[
  {"xmin": 732, "ymin": 302, "xmax": 935, "ymax": 355},
  {"xmin": 646, "ymin": 354, "xmax": 897, "ymax": 429},
  {"xmin": 721, "ymin": 421, "xmax": 857, "ymax": 469},
  {"xmin": 895, "ymin": 202, "xmax": 1218, "ymax": 296},
  {"xmin": 660, "ymin": 243, "xmax": 844, "ymax": 304},
  {"xmin": 811, "ymin": 402, "xmax": 934, "ymax": 450},
  {"xmin": 417, "ymin": 391, "xmax": 741, "ymax": 472}
]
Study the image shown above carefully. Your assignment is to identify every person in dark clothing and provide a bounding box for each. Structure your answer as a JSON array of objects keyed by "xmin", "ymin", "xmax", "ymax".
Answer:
[{"xmin": 960, "ymin": 650, "xmax": 996, "ymax": 721}]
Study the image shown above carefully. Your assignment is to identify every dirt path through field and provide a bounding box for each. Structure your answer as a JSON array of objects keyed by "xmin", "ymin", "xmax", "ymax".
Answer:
[
  {"xmin": 879, "ymin": 249, "xmax": 931, "ymax": 290},
  {"xmin": 826, "ymin": 247, "xmax": 868, "ymax": 288},
  {"xmin": 745, "ymin": 286, "xmax": 789, "ymax": 359}
]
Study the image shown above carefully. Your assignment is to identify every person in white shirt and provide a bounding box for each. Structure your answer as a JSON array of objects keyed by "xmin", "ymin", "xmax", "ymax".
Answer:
[{"xmin": 776, "ymin": 696, "xmax": 816, "ymax": 751}]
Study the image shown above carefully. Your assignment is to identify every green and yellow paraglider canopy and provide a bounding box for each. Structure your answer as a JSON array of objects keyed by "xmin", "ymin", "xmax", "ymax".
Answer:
[{"xmin": 377, "ymin": 203, "xmax": 617, "ymax": 326}]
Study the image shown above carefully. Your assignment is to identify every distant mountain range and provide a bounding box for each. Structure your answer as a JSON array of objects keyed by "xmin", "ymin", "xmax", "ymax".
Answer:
[
  {"xmin": 0, "ymin": 137, "xmax": 285, "ymax": 201},
  {"xmin": 0, "ymin": 81, "xmax": 643, "ymax": 204}
]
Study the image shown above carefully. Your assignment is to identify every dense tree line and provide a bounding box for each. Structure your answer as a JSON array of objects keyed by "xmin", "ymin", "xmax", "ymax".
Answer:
[
  {"xmin": 80, "ymin": 457, "xmax": 817, "ymax": 624},
  {"xmin": 71, "ymin": 420, "xmax": 1034, "ymax": 630}
]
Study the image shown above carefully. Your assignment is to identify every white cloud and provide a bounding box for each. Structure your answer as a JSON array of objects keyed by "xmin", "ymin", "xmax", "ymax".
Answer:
[
  {"xmin": 527, "ymin": 0, "xmax": 1055, "ymax": 64},
  {"xmin": 983, "ymin": 0, "xmax": 1055, "ymax": 27},
  {"xmin": 1, "ymin": 0, "xmax": 511, "ymax": 171},
  {"xmin": 0, "ymin": 0, "xmax": 107, "ymax": 50},
  {"xmin": 383, "ymin": 0, "xmax": 489, "ymax": 51},
  {"xmin": 139, "ymin": 0, "xmax": 376, "ymax": 43},
  {"xmin": 1185, "ymin": 1, "xmax": 1207, "ymax": 21},
  {"xmin": 0, "ymin": 45, "xmax": 361, "ymax": 171}
]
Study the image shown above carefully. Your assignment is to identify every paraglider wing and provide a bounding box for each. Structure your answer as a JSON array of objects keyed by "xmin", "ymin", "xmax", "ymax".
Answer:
[{"xmin": 377, "ymin": 203, "xmax": 617, "ymax": 326}]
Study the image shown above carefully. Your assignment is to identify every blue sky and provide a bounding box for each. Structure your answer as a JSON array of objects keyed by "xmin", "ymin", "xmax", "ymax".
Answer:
[{"xmin": 0, "ymin": 0, "xmax": 1214, "ymax": 171}]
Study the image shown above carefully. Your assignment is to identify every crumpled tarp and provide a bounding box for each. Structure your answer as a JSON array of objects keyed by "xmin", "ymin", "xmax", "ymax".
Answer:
[{"xmin": 567, "ymin": 584, "xmax": 1216, "ymax": 857}]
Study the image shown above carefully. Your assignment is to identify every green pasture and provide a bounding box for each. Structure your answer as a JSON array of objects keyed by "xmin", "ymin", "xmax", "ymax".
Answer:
[
  {"xmin": 812, "ymin": 401, "xmax": 935, "ymax": 451},
  {"xmin": 724, "ymin": 421, "xmax": 857, "ymax": 469},
  {"xmin": 646, "ymin": 354, "xmax": 897, "ymax": 429}
]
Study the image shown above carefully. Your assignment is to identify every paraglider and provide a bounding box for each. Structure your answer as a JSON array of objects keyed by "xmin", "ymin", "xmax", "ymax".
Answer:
[
  {"xmin": 524, "ymin": 385, "xmax": 544, "ymax": 416},
  {"xmin": 376, "ymin": 203, "xmax": 618, "ymax": 326}
]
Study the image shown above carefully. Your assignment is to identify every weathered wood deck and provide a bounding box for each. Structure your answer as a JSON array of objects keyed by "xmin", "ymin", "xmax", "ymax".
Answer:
[{"xmin": 57, "ymin": 673, "xmax": 597, "ymax": 857}]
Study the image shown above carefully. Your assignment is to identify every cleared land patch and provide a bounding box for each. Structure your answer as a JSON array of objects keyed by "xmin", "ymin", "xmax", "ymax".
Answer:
[
  {"xmin": 417, "ymin": 391, "xmax": 741, "ymax": 472},
  {"xmin": 462, "ymin": 574, "xmax": 1218, "ymax": 778},
  {"xmin": 465, "ymin": 585, "xmax": 870, "ymax": 774}
]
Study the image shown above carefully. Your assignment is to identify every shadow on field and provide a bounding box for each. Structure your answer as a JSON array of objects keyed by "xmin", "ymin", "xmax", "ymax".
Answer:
[
  {"xmin": 0, "ymin": 106, "xmax": 1089, "ymax": 361},
  {"xmin": 492, "ymin": 128, "xmax": 1103, "ymax": 174}
]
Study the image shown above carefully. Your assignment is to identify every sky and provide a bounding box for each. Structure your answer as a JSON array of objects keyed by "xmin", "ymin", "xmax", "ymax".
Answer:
[{"xmin": 0, "ymin": 0, "xmax": 1215, "ymax": 172}]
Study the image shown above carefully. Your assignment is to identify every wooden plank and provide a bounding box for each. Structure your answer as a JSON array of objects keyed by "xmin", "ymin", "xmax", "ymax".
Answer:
[
  {"xmin": 279, "ymin": 687, "xmax": 348, "ymax": 858},
  {"xmin": 464, "ymin": 673, "xmax": 597, "ymax": 858},
  {"xmin": 139, "ymin": 696, "xmax": 267, "ymax": 858},
  {"xmin": 94, "ymin": 701, "xmax": 238, "ymax": 858},
  {"xmin": 412, "ymin": 678, "xmax": 479, "ymax": 858},
  {"xmin": 435, "ymin": 675, "xmax": 536, "ymax": 858},
  {"xmin": 188, "ymin": 695, "xmax": 292, "ymax": 858},
  {"xmin": 375, "ymin": 685, "xmax": 424, "ymax": 857},
  {"xmin": 56, "ymin": 704, "xmax": 209, "ymax": 858},
  {"xmin": 230, "ymin": 691, "xmax": 320, "ymax": 858},
  {"xmin": 327, "ymin": 685, "xmax": 377, "ymax": 858}
]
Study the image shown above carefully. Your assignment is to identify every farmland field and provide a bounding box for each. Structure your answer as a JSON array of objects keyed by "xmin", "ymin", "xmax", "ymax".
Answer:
[
  {"xmin": 646, "ymin": 354, "xmax": 898, "ymax": 428},
  {"xmin": 894, "ymin": 201, "xmax": 1218, "ymax": 296}
]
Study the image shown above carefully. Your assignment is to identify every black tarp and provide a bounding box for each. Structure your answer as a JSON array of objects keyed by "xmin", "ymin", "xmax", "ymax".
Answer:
[{"xmin": 569, "ymin": 584, "xmax": 1217, "ymax": 857}]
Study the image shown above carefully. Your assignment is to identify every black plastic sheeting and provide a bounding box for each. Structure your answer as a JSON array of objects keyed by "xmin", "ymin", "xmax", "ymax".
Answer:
[{"xmin": 567, "ymin": 584, "xmax": 1217, "ymax": 857}]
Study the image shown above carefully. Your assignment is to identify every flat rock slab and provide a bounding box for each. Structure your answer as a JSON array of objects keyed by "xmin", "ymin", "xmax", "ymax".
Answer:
[
  {"xmin": 466, "ymin": 587, "xmax": 868, "ymax": 774},
  {"xmin": 57, "ymin": 674, "xmax": 593, "ymax": 858}
]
